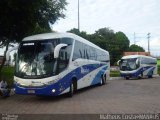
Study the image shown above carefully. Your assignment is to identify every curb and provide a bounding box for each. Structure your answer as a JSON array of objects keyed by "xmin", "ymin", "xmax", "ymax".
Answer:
[
  {"xmin": 110, "ymin": 75, "xmax": 160, "ymax": 80},
  {"xmin": 109, "ymin": 77, "xmax": 122, "ymax": 80},
  {"xmin": 153, "ymin": 75, "xmax": 160, "ymax": 77}
]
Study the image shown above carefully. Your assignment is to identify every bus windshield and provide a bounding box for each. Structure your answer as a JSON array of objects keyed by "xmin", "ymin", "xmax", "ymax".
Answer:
[
  {"xmin": 120, "ymin": 58, "xmax": 139, "ymax": 71},
  {"xmin": 15, "ymin": 38, "xmax": 73, "ymax": 79}
]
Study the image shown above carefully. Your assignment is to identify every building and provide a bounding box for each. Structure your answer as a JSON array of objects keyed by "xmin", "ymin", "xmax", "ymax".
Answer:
[{"xmin": 123, "ymin": 52, "xmax": 150, "ymax": 56}]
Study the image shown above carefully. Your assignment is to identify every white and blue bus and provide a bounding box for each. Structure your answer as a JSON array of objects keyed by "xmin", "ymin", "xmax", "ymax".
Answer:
[
  {"xmin": 13, "ymin": 33, "xmax": 110, "ymax": 96},
  {"xmin": 118, "ymin": 55, "xmax": 157, "ymax": 79}
]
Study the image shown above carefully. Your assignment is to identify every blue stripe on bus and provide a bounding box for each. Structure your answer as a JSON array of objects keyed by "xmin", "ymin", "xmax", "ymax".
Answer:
[
  {"xmin": 120, "ymin": 66, "xmax": 155, "ymax": 78},
  {"xmin": 15, "ymin": 63, "xmax": 108, "ymax": 96},
  {"xmin": 91, "ymin": 66, "xmax": 108, "ymax": 85},
  {"xmin": 53, "ymin": 64, "xmax": 108, "ymax": 95},
  {"xmin": 147, "ymin": 67, "xmax": 155, "ymax": 76}
]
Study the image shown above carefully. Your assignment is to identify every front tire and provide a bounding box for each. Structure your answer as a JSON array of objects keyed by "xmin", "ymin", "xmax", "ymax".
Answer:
[
  {"xmin": 68, "ymin": 82, "xmax": 74, "ymax": 97},
  {"xmin": 102, "ymin": 74, "xmax": 106, "ymax": 85},
  {"xmin": 100, "ymin": 74, "xmax": 106, "ymax": 86},
  {"xmin": 138, "ymin": 72, "xmax": 143, "ymax": 79},
  {"xmin": 148, "ymin": 72, "xmax": 153, "ymax": 78}
]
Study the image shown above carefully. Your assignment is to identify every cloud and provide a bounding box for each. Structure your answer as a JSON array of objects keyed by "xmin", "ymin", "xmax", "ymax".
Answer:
[
  {"xmin": 51, "ymin": 0, "xmax": 160, "ymax": 55},
  {"xmin": 0, "ymin": 0, "xmax": 159, "ymax": 56},
  {"xmin": 150, "ymin": 38, "xmax": 160, "ymax": 47}
]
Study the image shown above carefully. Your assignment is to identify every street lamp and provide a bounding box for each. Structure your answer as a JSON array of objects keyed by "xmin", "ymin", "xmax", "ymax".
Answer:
[{"xmin": 78, "ymin": 0, "xmax": 80, "ymax": 31}]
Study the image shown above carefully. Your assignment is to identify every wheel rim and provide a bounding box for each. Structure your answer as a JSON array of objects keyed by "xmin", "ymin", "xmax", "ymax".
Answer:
[{"xmin": 101, "ymin": 78, "xmax": 103, "ymax": 85}]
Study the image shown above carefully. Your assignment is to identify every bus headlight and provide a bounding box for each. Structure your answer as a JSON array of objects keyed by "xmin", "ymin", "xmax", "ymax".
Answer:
[
  {"xmin": 45, "ymin": 78, "xmax": 59, "ymax": 85},
  {"xmin": 52, "ymin": 89, "xmax": 56, "ymax": 93},
  {"xmin": 13, "ymin": 88, "xmax": 16, "ymax": 92}
]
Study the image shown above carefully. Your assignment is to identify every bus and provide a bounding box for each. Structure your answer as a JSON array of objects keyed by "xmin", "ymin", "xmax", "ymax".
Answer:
[
  {"xmin": 11, "ymin": 33, "xmax": 110, "ymax": 97},
  {"xmin": 118, "ymin": 55, "xmax": 157, "ymax": 79}
]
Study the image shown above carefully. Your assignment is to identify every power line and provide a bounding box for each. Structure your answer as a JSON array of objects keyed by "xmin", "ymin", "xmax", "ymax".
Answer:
[
  {"xmin": 134, "ymin": 32, "xmax": 136, "ymax": 44},
  {"xmin": 147, "ymin": 33, "xmax": 151, "ymax": 53}
]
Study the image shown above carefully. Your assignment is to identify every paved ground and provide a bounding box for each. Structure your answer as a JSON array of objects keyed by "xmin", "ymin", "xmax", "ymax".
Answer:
[{"xmin": 0, "ymin": 77, "xmax": 160, "ymax": 114}]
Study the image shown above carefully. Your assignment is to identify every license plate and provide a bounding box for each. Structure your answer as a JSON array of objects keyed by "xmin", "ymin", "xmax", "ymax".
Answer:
[{"xmin": 28, "ymin": 90, "xmax": 35, "ymax": 94}]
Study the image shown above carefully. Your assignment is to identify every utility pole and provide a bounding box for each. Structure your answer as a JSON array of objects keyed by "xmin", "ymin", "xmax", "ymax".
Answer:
[
  {"xmin": 147, "ymin": 33, "xmax": 151, "ymax": 53},
  {"xmin": 134, "ymin": 32, "xmax": 136, "ymax": 44},
  {"xmin": 78, "ymin": 0, "xmax": 80, "ymax": 31}
]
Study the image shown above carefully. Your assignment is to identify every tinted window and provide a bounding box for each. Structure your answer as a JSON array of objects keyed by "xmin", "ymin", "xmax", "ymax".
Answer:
[
  {"xmin": 141, "ymin": 57, "xmax": 157, "ymax": 65},
  {"xmin": 73, "ymin": 40, "xmax": 108, "ymax": 62}
]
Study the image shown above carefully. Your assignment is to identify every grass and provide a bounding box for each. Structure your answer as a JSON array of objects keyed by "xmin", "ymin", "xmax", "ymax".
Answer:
[
  {"xmin": 157, "ymin": 59, "xmax": 160, "ymax": 66},
  {"xmin": 158, "ymin": 66, "xmax": 160, "ymax": 75},
  {"xmin": 158, "ymin": 59, "xmax": 160, "ymax": 75},
  {"xmin": 1, "ymin": 66, "xmax": 15, "ymax": 88},
  {"xmin": 110, "ymin": 70, "xmax": 120, "ymax": 77}
]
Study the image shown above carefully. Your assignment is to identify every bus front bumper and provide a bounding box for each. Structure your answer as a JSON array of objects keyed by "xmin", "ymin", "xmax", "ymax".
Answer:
[
  {"xmin": 120, "ymin": 73, "xmax": 139, "ymax": 78},
  {"xmin": 14, "ymin": 83, "xmax": 66, "ymax": 96}
]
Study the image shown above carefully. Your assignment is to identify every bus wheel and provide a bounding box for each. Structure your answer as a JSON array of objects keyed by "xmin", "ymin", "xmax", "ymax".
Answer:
[
  {"xmin": 138, "ymin": 73, "xmax": 143, "ymax": 79},
  {"xmin": 68, "ymin": 82, "xmax": 74, "ymax": 97},
  {"xmin": 103, "ymin": 74, "xmax": 107, "ymax": 85},
  {"xmin": 126, "ymin": 77, "xmax": 129, "ymax": 80},
  {"xmin": 100, "ymin": 75, "xmax": 105, "ymax": 86},
  {"xmin": 148, "ymin": 72, "xmax": 153, "ymax": 78}
]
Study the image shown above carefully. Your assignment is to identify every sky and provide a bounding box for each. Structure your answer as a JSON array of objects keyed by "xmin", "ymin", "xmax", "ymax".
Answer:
[
  {"xmin": 52, "ymin": 0, "xmax": 160, "ymax": 56},
  {"xmin": 0, "ymin": 0, "xmax": 160, "ymax": 56}
]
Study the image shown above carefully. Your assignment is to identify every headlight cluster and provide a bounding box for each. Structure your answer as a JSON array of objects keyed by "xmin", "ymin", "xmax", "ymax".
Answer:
[{"xmin": 44, "ymin": 78, "xmax": 59, "ymax": 85}]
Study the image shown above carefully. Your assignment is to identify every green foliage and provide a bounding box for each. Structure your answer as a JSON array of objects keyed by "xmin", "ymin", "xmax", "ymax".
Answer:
[
  {"xmin": 13, "ymin": 53, "xmax": 17, "ymax": 62},
  {"xmin": 158, "ymin": 66, "xmax": 160, "ymax": 75},
  {"xmin": 157, "ymin": 59, "xmax": 160, "ymax": 66},
  {"xmin": 68, "ymin": 28, "xmax": 89, "ymax": 40},
  {"xmin": 128, "ymin": 44, "xmax": 145, "ymax": 52},
  {"xmin": 0, "ymin": 0, "xmax": 67, "ymax": 80},
  {"xmin": 1, "ymin": 67, "xmax": 15, "ymax": 88},
  {"xmin": 110, "ymin": 71, "xmax": 120, "ymax": 77},
  {"xmin": 115, "ymin": 32, "xmax": 130, "ymax": 53},
  {"xmin": 158, "ymin": 59, "xmax": 160, "ymax": 75},
  {"xmin": 0, "ymin": 0, "xmax": 67, "ymax": 45},
  {"xmin": 68, "ymin": 27, "xmax": 130, "ymax": 65}
]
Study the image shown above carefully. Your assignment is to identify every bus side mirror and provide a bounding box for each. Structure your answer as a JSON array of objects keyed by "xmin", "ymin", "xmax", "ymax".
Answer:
[
  {"xmin": 117, "ymin": 60, "xmax": 120, "ymax": 66},
  {"xmin": 6, "ymin": 46, "xmax": 19, "ymax": 61},
  {"xmin": 54, "ymin": 44, "xmax": 68, "ymax": 58}
]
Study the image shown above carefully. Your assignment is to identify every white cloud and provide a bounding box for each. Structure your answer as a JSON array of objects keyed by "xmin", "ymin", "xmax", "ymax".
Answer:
[
  {"xmin": 53, "ymin": 0, "xmax": 160, "ymax": 33},
  {"xmin": 136, "ymin": 37, "xmax": 160, "ymax": 56},
  {"xmin": 53, "ymin": 0, "xmax": 160, "ymax": 55},
  {"xmin": 150, "ymin": 38, "xmax": 160, "ymax": 47},
  {"xmin": 1, "ymin": 0, "xmax": 160, "ymax": 56}
]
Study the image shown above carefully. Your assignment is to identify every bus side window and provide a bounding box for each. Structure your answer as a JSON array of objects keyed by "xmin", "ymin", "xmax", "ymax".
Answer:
[
  {"xmin": 58, "ymin": 47, "xmax": 69, "ymax": 73},
  {"xmin": 73, "ymin": 41, "xmax": 83, "ymax": 60},
  {"xmin": 86, "ymin": 50, "xmax": 89, "ymax": 59},
  {"xmin": 79, "ymin": 49, "xmax": 82, "ymax": 58}
]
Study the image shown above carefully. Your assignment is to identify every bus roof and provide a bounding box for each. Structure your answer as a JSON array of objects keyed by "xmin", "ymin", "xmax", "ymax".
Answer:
[
  {"xmin": 23, "ymin": 32, "xmax": 109, "ymax": 54},
  {"xmin": 122, "ymin": 55, "xmax": 156, "ymax": 60}
]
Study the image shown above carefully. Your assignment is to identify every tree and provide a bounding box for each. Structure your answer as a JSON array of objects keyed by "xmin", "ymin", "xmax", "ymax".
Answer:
[
  {"xmin": 128, "ymin": 44, "xmax": 145, "ymax": 52},
  {"xmin": 68, "ymin": 28, "xmax": 89, "ymax": 39},
  {"xmin": 90, "ymin": 28, "xmax": 116, "ymax": 52},
  {"xmin": 115, "ymin": 32, "xmax": 130, "ymax": 53},
  {"xmin": 67, "ymin": 27, "xmax": 130, "ymax": 65},
  {"xmin": 13, "ymin": 53, "xmax": 17, "ymax": 63},
  {"xmin": 91, "ymin": 28, "xmax": 130, "ymax": 65},
  {"xmin": 0, "ymin": 0, "xmax": 67, "ymax": 79},
  {"xmin": 114, "ymin": 32, "xmax": 130, "ymax": 64}
]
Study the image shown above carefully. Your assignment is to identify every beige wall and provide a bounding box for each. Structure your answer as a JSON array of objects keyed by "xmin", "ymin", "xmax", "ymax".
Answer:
[{"xmin": 123, "ymin": 52, "xmax": 150, "ymax": 56}]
